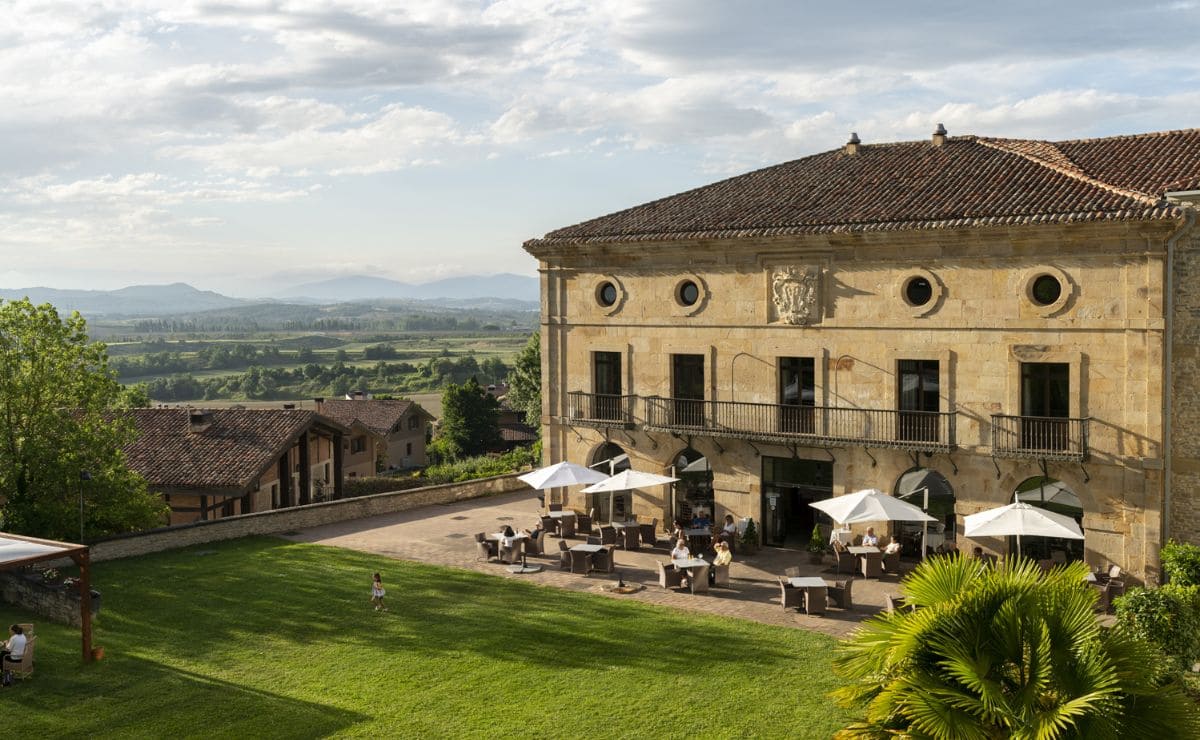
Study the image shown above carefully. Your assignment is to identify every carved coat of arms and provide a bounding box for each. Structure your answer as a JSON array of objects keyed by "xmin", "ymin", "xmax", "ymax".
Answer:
[{"xmin": 771, "ymin": 267, "xmax": 820, "ymax": 325}]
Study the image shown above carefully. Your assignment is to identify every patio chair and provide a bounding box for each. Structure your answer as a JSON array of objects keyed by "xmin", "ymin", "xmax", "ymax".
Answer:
[
  {"xmin": 882, "ymin": 549, "xmax": 901, "ymax": 574},
  {"xmin": 658, "ymin": 561, "xmax": 684, "ymax": 589},
  {"xmin": 832, "ymin": 543, "xmax": 855, "ymax": 575},
  {"xmin": 784, "ymin": 566, "xmax": 801, "ymax": 578},
  {"xmin": 541, "ymin": 516, "xmax": 559, "ymax": 537},
  {"xmin": 549, "ymin": 503, "xmax": 563, "ymax": 512},
  {"xmin": 884, "ymin": 594, "xmax": 909, "ymax": 614},
  {"xmin": 2, "ymin": 636, "xmax": 34, "ymax": 680},
  {"xmin": 529, "ymin": 531, "xmax": 547, "ymax": 556},
  {"xmin": 576, "ymin": 511, "xmax": 593, "ymax": 535},
  {"xmin": 499, "ymin": 541, "xmax": 523, "ymax": 564},
  {"xmin": 1096, "ymin": 565, "xmax": 1122, "ymax": 585},
  {"xmin": 803, "ymin": 587, "xmax": 827, "ymax": 615},
  {"xmin": 825, "ymin": 579, "xmax": 853, "ymax": 610},
  {"xmin": 1050, "ymin": 549, "xmax": 1068, "ymax": 565},
  {"xmin": 690, "ymin": 566, "xmax": 710, "ymax": 594},
  {"xmin": 592, "ymin": 546, "xmax": 615, "ymax": 573},
  {"xmin": 713, "ymin": 563, "xmax": 730, "ymax": 587},
  {"xmin": 599, "ymin": 525, "xmax": 617, "ymax": 547},
  {"xmin": 474, "ymin": 533, "xmax": 497, "ymax": 561},
  {"xmin": 639, "ymin": 521, "xmax": 658, "ymax": 549},
  {"xmin": 569, "ymin": 550, "xmax": 591, "ymax": 575},
  {"xmin": 778, "ymin": 578, "xmax": 802, "ymax": 611},
  {"xmin": 558, "ymin": 540, "xmax": 571, "ymax": 570}
]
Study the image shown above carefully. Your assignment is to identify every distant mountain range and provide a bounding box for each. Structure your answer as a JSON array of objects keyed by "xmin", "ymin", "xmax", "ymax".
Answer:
[
  {"xmin": 0, "ymin": 274, "xmax": 540, "ymax": 317},
  {"xmin": 277, "ymin": 273, "xmax": 538, "ymax": 303}
]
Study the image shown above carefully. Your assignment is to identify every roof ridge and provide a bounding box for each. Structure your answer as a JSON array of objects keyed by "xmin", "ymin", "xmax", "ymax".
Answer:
[
  {"xmin": 1052, "ymin": 127, "xmax": 1200, "ymax": 146},
  {"xmin": 975, "ymin": 137, "xmax": 1163, "ymax": 208}
]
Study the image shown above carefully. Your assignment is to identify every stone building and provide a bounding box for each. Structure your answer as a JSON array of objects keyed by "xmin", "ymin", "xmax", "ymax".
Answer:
[{"xmin": 523, "ymin": 127, "xmax": 1200, "ymax": 584}]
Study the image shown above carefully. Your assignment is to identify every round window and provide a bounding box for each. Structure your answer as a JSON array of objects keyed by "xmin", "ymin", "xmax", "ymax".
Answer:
[
  {"xmin": 597, "ymin": 281, "xmax": 617, "ymax": 307},
  {"xmin": 678, "ymin": 280, "xmax": 700, "ymax": 306},
  {"xmin": 904, "ymin": 276, "xmax": 933, "ymax": 306},
  {"xmin": 1031, "ymin": 274, "xmax": 1062, "ymax": 306}
]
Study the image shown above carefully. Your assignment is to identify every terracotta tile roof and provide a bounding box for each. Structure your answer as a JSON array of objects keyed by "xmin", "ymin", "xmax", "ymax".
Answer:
[
  {"xmin": 525, "ymin": 129, "xmax": 1200, "ymax": 248},
  {"xmin": 315, "ymin": 399, "xmax": 431, "ymax": 438},
  {"xmin": 120, "ymin": 409, "xmax": 346, "ymax": 492}
]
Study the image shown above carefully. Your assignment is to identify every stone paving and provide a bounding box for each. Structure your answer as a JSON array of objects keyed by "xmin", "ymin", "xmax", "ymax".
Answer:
[{"xmin": 283, "ymin": 491, "xmax": 913, "ymax": 638}]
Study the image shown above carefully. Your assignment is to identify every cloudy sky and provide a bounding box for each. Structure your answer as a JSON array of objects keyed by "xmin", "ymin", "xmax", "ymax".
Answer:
[{"xmin": 3, "ymin": 1, "xmax": 1199, "ymax": 297}]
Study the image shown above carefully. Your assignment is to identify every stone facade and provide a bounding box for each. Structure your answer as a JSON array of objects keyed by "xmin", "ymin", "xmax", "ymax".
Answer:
[
  {"xmin": 528, "ymin": 218, "xmax": 1194, "ymax": 584},
  {"xmin": 0, "ymin": 572, "xmax": 100, "ymax": 628}
]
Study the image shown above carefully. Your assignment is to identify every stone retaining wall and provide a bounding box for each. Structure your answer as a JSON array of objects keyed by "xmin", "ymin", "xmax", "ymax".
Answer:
[
  {"xmin": 89, "ymin": 473, "xmax": 526, "ymax": 562},
  {"xmin": 0, "ymin": 573, "xmax": 100, "ymax": 627}
]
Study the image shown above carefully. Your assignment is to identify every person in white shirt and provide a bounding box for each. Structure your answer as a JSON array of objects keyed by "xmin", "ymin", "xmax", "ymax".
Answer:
[
  {"xmin": 670, "ymin": 540, "xmax": 691, "ymax": 561},
  {"xmin": 861, "ymin": 527, "xmax": 879, "ymax": 547},
  {"xmin": 720, "ymin": 514, "xmax": 738, "ymax": 542},
  {"xmin": 1, "ymin": 624, "xmax": 26, "ymax": 674}
]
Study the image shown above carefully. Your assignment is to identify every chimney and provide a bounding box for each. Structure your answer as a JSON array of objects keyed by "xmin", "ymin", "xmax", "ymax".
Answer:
[
  {"xmin": 188, "ymin": 410, "xmax": 215, "ymax": 434},
  {"xmin": 931, "ymin": 123, "xmax": 948, "ymax": 147},
  {"xmin": 844, "ymin": 132, "xmax": 861, "ymax": 156}
]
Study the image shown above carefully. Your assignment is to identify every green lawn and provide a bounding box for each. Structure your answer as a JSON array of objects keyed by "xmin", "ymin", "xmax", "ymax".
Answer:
[{"xmin": 1, "ymin": 538, "xmax": 849, "ymax": 738}]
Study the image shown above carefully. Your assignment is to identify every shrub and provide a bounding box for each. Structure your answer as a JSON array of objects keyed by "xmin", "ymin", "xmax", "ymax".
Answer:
[
  {"xmin": 740, "ymin": 518, "xmax": 758, "ymax": 549},
  {"xmin": 1161, "ymin": 539, "xmax": 1200, "ymax": 586},
  {"xmin": 1114, "ymin": 584, "xmax": 1200, "ymax": 671},
  {"xmin": 808, "ymin": 524, "xmax": 826, "ymax": 554},
  {"xmin": 422, "ymin": 445, "xmax": 538, "ymax": 484}
]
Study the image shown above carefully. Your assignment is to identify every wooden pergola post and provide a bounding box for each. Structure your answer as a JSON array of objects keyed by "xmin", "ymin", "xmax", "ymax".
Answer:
[
  {"xmin": 0, "ymin": 532, "xmax": 94, "ymax": 664},
  {"xmin": 70, "ymin": 549, "xmax": 93, "ymax": 663}
]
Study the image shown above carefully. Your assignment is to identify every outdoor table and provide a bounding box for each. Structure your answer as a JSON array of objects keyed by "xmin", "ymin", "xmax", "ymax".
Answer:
[
  {"xmin": 487, "ymin": 532, "xmax": 529, "ymax": 564},
  {"xmin": 684, "ymin": 527, "xmax": 711, "ymax": 552},
  {"xmin": 547, "ymin": 510, "xmax": 576, "ymax": 538},
  {"xmin": 788, "ymin": 577, "xmax": 828, "ymax": 615},
  {"xmin": 848, "ymin": 545, "xmax": 883, "ymax": 578},
  {"xmin": 611, "ymin": 521, "xmax": 640, "ymax": 550},
  {"xmin": 570, "ymin": 543, "xmax": 605, "ymax": 573}
]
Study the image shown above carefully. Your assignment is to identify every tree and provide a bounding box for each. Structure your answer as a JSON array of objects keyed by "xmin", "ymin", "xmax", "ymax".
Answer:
[
  {"xmin": 437, "ymin": 377, "xmax": 500, "ymax": 458},
  {"xmin": 507, "ymin": 331, "xmax": 541, "ymax": 427},
  {"xmin": 0, "ymin": 299, "xmax": 167, "ymax": 540},
  {"xmin": 832, "ymin": 555, "xmax": 1200, "ymax": 739}
]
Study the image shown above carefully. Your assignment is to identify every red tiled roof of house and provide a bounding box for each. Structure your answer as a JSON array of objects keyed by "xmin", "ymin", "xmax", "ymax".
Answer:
[
  {"xmin": 525, "ymin": 129, "xmax": 1200, "ymax": 247},
  {"xmin": 315, "ymin": 399, "xmax": 431, "ymax": 438},
  {"xmin": 121, "ymin": 409, "xmax": 346, "ymax": 492}
]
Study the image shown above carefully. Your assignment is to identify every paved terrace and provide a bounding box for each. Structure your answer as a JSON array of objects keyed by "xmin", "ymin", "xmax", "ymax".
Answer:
[{"xmin": 283, "ymin": 491, "xmax": 908, "ymax": 638}]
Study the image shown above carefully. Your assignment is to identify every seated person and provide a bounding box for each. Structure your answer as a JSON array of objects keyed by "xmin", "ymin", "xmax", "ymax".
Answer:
[
  {"xmin": 691, "ymin": 512, "xmax": 711, "ymax": 529},
  {"xmin": 713, "ymin": 540, "xmax": 733, "ymax": 566},
  {"xmin": 1, "ymin": 624, "xmax": 25, "ymax": 674},
  {"xmin": 499, "ymin": 525, "xmax": 517, "ymax": 549},
  {"xmin": 670, "ymin": 519, "xmax": 687, "ymax": 542},
  {"xmin": 861, "ymin": 527, "xmax": 880, "ymax": 547},
  {"xmin": 523, "ymin": 519, "xmax": 544, "ymax": 540},
  {"xmin": 884, "ymin": 539, "xmax": 902, "ymax": 555},
  {"xmin": 670, "ymin": 539, "xmax": 691, "ymax": 562}
]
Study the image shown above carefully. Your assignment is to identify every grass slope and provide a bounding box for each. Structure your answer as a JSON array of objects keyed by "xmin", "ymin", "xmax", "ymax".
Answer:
[{"xmin": 1, "ymin": 538, "xmax": 847, "ymax": 738}]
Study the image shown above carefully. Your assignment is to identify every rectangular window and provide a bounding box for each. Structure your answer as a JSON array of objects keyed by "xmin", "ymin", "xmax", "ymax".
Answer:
[
  {"xmin": 408, "ymin": 416, "xmax": 420, "ymax": 430},
  {"xmin": 406, "ymin": 442, "xmax": 413, "ymax": 455},
  {"xmin": 672, "ymin": 354, "xmax": 706, "ymax": 427},
  {"xmin": 778, "ymin": 357, "xmax": 815, "ymax": 433},
  {"xmin": 1020, "ymin": 362, "xmax": 1070, "ymax": 450},
  {"xmin": 592, "ymin": 351, "xmax": 622, "ymax": 420},
  {"xmin": 350, "ymin": 436, "xmax": 367, "ymax": 454},
  {"xmin": 898, "ymin": 359, "xmax": 939, "ymax": 442}
]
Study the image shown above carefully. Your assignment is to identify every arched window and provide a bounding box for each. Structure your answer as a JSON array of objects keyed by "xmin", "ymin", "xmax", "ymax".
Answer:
[
  {"xmin": 894, "ymin": 468, "xmax": 955, "ymax": 556},
  {"xmin": 587, "ymin": 443, "xmax": 631, "ymax": 522},
  {"xmin": 1013, "ymin": 476, "xmax": 1084, "ymax": 563},
  {"xmin": 672, "ymin": 448, "xmax": 713, "ymax": 527}
]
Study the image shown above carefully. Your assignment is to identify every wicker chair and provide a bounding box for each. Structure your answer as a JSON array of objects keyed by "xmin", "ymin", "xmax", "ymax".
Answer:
[
  {"xmin": 569, "ymin": 550, "xmax": 591, "ymax": 575},
  {"xmin": 558, "ymin": 540, "xmax": 571, "ymax": 570},
  {"xmin": 779, "ymin": 578, "xmax": 802, "ymax": 611},
  {"xmin": 658, "ymin": 560, "xmax": 684, "ymax": 589},
  {"xmin": 498, "ymin": 540, "xmax": 523, "ymax": 564},
  {"xmin": 784, "ymin": 566, "xmax": 801, "ymax": 578},
  {"xmin": 599, "ymin": 525, "xmax": 618, "ymax": 546},
  {"xmin": 2, "ymin": 636, "xmax": 34, "ymax": 680},
  {"xmin": 882, "ymin": 548, "xmax": 901, "ymax": 574},
  {"xmin": 592, "ymin": 546, "xmax": 615, "ymax": 573},
  {"xmin": 528, "ymin": 531, "xmax": 547, "ymax": 556},
  {"xmin": 713, "ymin": 563, "xmax": 730, "ymax": 587},
  {"xmin": 690, "ymin": 566, "xmax": 710, "ymax": 594},
  {"xmin": 825, "ymin": 579, "xmax": 853, "ymax": 609},
  {"xmin": 832, "ymin": 543, "xmax": 855, "ymax": 575},
  {"xmin": 576, "ymin": 512, "xmax": 593, "ymax": 535},
  {"xmin": 541, "ymin": 515, "xmax": 558, "ymax": 537},
  {"xmin": 639, "ymin": 522, "xmax": 658, "ymax": 549},
  {"xmin": 803, "ymin": 587, "xmax": 827, "ymax": 615},
  {"xmin": 474, "ymin": 533, "xmax": 497, "ymax": 561},
  {"xmin": 549, "ymin": 503, "xmax": 563, "ymax": 512},
  {"xmin": 884, "ymin": 594, "xmax": 908, "ymax": 614}
]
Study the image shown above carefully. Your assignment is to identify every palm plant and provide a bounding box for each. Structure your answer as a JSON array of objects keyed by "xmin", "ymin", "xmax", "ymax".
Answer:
[{"xmin": 832, "ymin": 554, "xmax": 1200, "ymax": 739}]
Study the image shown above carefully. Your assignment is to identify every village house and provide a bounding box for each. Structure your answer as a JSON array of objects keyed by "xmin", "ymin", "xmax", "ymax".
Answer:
[
  {"xmin": 523, "ymin": 126, "xmax": 1200, "ymax": 584},
  {"xmin": 122, "ymin": 408, "xmax": 350, "ymax": 525},
  {"xmin": 314, "ymin": 397, "xmax": 434, "ymax": 472}
]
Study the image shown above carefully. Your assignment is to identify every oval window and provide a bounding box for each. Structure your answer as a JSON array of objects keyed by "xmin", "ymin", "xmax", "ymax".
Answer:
[
  {"xmin": 678, "ymin": 280, "xmax": 700, "ymax": 307},
  {"xmin": 1031, "ymin": 275, "xmax": 1062, "ymax": 306},
  {"xmin": 597, "ymin": 281, "xmax": 617, "ymax": 307},
  {"xmin": 904, "ymin": 276, "xmax": 933, "ymax": 306}
]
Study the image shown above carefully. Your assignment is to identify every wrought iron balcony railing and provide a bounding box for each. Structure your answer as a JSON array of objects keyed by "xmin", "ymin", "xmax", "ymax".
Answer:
[
  {"xmin": 565, "ymin": 391, "xmax": 637, "ymax": 428},
  {"xmin": 641, "ymin": 396, "xmax": 955, "ymax": 452},
  {"xmin": 990, "ymin": 414, "xmax": 1089, "ymax": 461}
]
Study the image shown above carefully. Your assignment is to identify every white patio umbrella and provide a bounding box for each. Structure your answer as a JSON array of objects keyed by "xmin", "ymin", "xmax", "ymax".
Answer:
[
  {"xmin": 517, "ymin": 461, "xmax": 609, "ymax": 490},
  {"xmin": 809, "ymin": 488, "xmax": 937, "ymax": 525},
  {"xmin": 581, "ymin": 469, "xmax": 680, "ymax": 522},
  {"xmin": 1015, "ymin": 480, "xmax": 1082, "ymax": 510},
  {"xmin": 963, "ymin": 501, "xmax": 1084, "ymax": 558}
]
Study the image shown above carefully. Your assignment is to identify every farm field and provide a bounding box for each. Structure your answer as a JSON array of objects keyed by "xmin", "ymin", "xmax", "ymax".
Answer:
[{"xmin": 1, "ymin": 537, "xmax": 849, "ymax": 738}]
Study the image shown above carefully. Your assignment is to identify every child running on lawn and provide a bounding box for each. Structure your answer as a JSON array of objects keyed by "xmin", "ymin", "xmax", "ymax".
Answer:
[{"xmin": 370, "ymin": 572, "xmax": 387, "ymax": 611}]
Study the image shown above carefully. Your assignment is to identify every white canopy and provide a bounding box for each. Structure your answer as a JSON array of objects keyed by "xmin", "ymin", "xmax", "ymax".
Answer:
[
  {"xmin": 518, "ymin": 461, "xmax": 609, "ymax": 490},
  {"xmin": 964, "ymin": 502, "xmax": 1084, "ymax": 540},
  {"xmin": 809, "ymin": 488, "xmax": 937, "ymax": 525},
  {"xmin": 581, "ymin": 469, "xmax": 680, "ymax": 493}
]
